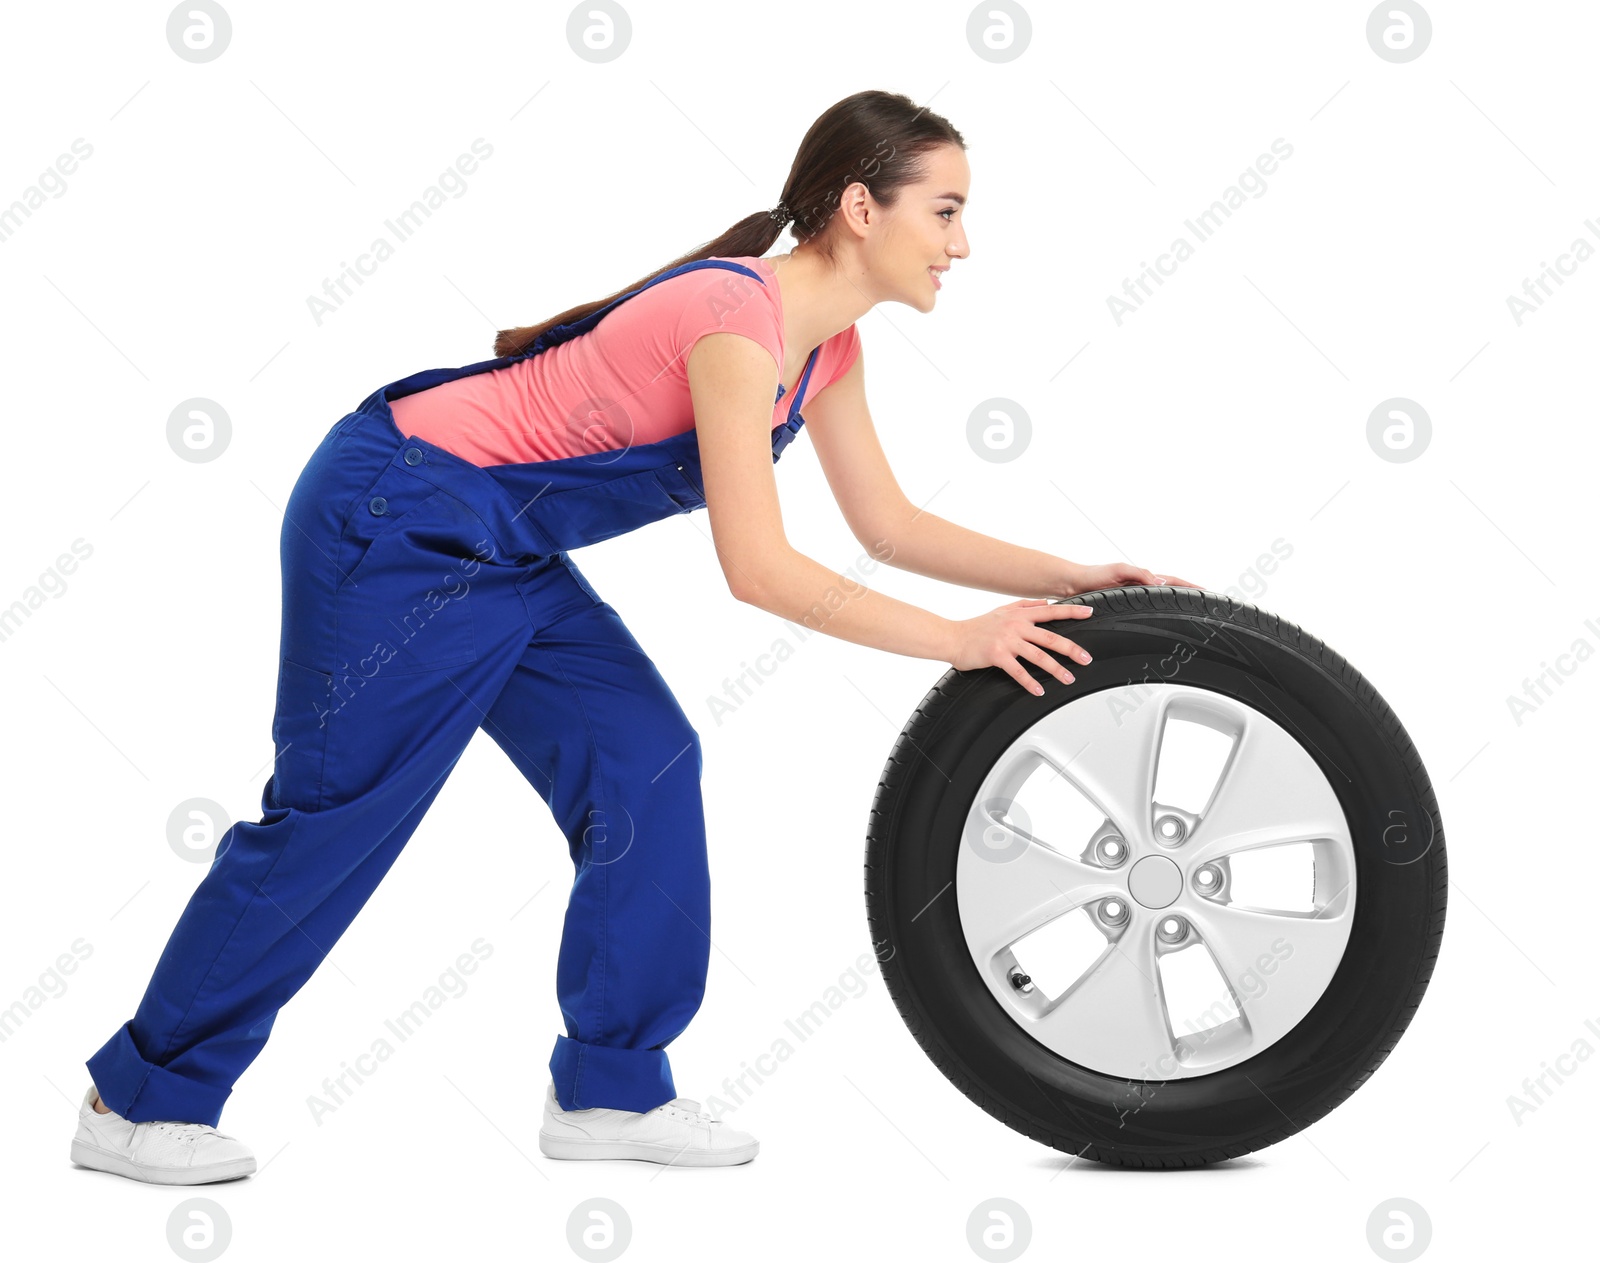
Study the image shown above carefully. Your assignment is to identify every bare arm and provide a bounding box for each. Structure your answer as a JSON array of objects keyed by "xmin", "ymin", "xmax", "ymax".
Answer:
[
  {"xmin": 686, "ymin": 332, "xmax": 1098, "ymax": 695},
  {"xmin": 844, "ymin": 501, "xmax": 1079, "ymax": 599},
  {"xmin": 802, "ymin": 345, "xmax": 1196, "ymax": 597},
  {"xmin": 686, "ymin": 332, "xmax": 956, "ymax": 662}
]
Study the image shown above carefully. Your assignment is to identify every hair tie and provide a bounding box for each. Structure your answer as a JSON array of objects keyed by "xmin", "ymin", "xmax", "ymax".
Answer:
[{"xmin": 768, "ymin": 202, "xmax": 792, "ymax": 226}]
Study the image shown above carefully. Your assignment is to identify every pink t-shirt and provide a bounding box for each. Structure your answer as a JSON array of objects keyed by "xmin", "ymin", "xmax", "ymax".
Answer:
[{"xmin": 388, "ymin": 255, "xmax": 861, "ymax": 466}]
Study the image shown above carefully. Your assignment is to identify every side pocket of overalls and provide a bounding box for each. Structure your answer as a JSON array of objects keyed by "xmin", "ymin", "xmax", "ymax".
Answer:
[
  {"xmin": 335, "ymin": 464, "xmax": 447, "ymax": 591},
  {"xmin": 268, "ymin": 658, "xmax": 334, "ymax": 812},
  {"xmin": 331, "ymin": 490, "xmax": 480, "ymax": 675}
]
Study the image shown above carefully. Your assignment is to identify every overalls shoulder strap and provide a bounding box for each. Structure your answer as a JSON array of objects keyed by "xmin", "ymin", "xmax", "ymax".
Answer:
[
  {"xmin": 771, "ymin": 342, "xmax": 821, "ymax": 458},
  {"xmin": 533, "ymin": 259, "xmax": 770, "ymax": 356}
]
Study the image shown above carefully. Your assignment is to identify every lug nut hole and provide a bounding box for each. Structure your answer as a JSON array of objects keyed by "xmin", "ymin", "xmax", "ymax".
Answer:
[
  {"xmin": 1156, "ymin": 915, "xmax": 1188, "ymax": 944},
  {"xmin": 1156, "ymin": 815, "xmax": 1186, "ymax": 843}
]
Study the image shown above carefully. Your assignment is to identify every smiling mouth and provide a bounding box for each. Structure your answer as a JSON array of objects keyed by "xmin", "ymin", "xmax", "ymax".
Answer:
[{"xmin": 929, "ymin": 266, "xmax": 947, "ymax": 290}]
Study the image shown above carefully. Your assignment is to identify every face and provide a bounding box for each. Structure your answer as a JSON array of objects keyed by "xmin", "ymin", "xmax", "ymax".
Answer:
[{"xmin": 856, "ymin": 143, "xmax": 971, "ymax": 313}]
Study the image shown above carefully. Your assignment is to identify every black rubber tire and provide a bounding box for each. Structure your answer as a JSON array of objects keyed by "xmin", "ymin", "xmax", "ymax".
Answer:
[{"xmin": 864, "ymin": 584, "xmax": 1447, "ymax": 1167}]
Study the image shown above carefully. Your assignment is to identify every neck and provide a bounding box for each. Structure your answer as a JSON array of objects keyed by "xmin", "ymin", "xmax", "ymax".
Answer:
[{"xmin": 769, "ymin": 246, "xmax": 873, "ymax": 357}]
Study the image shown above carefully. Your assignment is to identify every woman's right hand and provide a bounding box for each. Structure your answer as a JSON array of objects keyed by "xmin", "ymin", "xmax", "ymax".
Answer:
[{"xmin": 947, "ymin": 599, "xmax": 1096, "ymax": 696}]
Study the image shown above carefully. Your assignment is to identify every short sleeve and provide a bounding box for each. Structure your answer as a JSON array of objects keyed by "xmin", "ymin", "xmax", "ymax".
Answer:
[
  {"xmin": 826, "ymin": 323, "xmax": 861, "ymax": 385},
  {"xmin": 669, "ymin": 266, "xmax": 783, "ymax": 374}
]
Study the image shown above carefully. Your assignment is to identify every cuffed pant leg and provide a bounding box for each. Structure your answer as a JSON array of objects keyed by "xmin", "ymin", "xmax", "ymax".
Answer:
[
  {"xmin": 479, "ymin": 557, "xmax": 711, "ymax": 1114},
  {"xmin": 548, "ymin": 1036, "xmax": 676, "ymax": 1115}
]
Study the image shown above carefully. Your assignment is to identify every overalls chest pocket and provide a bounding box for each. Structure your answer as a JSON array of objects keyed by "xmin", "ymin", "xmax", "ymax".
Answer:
[
  {"xmin": 660, "ymin": 461, "xmax": 706, "ymax": 509},
  {"xmin": 654, "ymin": 418, "xmax": 798, "ymax": 510},
  {"xmin": 519, "ymin": 464, "xmax": 702, "ymax": 551}
]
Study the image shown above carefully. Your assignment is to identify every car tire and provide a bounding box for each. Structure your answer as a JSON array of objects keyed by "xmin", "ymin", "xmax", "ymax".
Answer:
[{"xmin": 864, "ymin": 584, "xmax": 1447, "ymax": 1166}]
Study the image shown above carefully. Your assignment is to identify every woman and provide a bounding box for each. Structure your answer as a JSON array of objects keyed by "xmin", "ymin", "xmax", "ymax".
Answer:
[{"xmin": 71, "ymin": 88, "xmax": 1197, "ymax": 1182}]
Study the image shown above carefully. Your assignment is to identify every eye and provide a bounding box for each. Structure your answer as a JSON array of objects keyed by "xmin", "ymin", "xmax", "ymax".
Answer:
[{"xmin": 939, "ymin": 208, "xmax": 958, "ymax": 221}]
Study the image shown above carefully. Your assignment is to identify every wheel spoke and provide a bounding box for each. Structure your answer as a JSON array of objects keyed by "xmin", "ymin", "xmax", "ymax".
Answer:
[
  {"xmin": 1185, "ymin": 707, "xmax": 1348, "ymax": 868},
  {"xmin": 1021, "ymin": 685, "xmax": 1171, "ymax": 850},
  {"xmin": 1035, "ymin": 917, "xmax": 1173, "ymax": 1075},
  {"xmin": 959, "ymin": 821, "xmax": 1122, "ymax": 962},
  {"xmin": 1184, "ymin": 898, "xmax": 1353, "ymax": 1047}
]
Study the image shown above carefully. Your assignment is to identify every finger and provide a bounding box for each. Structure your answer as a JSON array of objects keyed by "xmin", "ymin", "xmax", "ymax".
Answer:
[
  {"xmin": 1032, "ymin": 603, "xmax": 1094, "ymax": 619},
  {"xmin": 1026, "ymin": 628, "xmax": 1091, "ymax": 665},
  {"xmin": 1016, "ymin": 641, "xmax": 1076, "ymax": 688},
  {"xmin": 1000, "ymin": 658, "xmax": 1046, "ymax": 697}
]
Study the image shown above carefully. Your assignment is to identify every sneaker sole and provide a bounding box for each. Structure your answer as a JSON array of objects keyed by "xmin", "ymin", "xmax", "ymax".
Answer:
[
  {"xmin": 71, "ymin": 1138, "xmax": 256, "ymax": 1185},
  {"xmin": 537, "ymin": 1132, "xmax": 758, "ymax": 1167}
]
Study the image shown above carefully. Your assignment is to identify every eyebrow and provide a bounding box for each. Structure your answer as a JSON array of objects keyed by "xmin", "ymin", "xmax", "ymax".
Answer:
[{"xmin": 935, "ymin": 193, "xmax": 966, "ymax": 205}]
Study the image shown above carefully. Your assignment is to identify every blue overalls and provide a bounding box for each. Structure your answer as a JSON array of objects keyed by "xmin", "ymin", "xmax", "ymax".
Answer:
[{"xmin": 87, "ymin": 259, "xmax": 821, "ymax": 1125}]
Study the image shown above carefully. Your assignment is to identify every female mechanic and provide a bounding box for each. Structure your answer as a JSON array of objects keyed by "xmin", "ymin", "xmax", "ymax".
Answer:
[{"xmin": 73, "ymin": 88, "xmax": 1197, "ymax": 1182}]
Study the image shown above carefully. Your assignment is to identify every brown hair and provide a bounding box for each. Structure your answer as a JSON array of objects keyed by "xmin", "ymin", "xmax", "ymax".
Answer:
[{"xmin": 491, "ymin": 89, "xmax": 966, "ymax": 358}]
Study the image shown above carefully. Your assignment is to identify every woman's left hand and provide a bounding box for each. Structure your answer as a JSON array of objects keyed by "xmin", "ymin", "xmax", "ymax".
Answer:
[{"xmin": 1063, "ymin": 561, "xmax": 1204, "ymax": 596}]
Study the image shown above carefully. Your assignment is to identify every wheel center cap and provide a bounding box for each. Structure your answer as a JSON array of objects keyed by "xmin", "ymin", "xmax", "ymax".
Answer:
[{"xmin": 1128, "ymin": 855, "xmax": 1183, "ymax": 909}]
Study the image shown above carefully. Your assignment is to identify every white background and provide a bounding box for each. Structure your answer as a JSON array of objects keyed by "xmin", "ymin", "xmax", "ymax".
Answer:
[{"xmin": 1, "ymin": 1, "xmax": 1594, "ymax": 1260}]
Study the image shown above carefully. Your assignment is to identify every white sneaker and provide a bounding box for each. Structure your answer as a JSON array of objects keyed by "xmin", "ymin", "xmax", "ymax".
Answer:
[
  {"xmin": 70, "ymin": 1085, "xmax": 256, "ymax": 1185},
  {"xmin": 538, "ymin": 1082, "xmax": 758, "ymax": 1167}
]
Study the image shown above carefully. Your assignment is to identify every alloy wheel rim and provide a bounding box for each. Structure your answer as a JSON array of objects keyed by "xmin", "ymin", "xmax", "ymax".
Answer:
[{"xmin": 954, "ymin": 683, "xmax": 1357, "ymax": 1080}]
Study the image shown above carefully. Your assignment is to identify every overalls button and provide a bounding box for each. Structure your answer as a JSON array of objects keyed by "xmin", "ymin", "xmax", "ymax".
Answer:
[
  {"xmin": 369, "ymin": 496, "xmax": 388, "ymax": 515},
  {"xmin": 404, "ymin": 447, "xmax": 423, "ymax": 465}
]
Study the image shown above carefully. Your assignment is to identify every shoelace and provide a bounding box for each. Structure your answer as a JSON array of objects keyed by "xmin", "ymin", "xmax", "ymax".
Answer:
[
  {"xmin": 552, "ymin": 1090, "xmax": 723, "ymax": 1126},
  {"xmin": 92, "ymin": 1097, "xmax": 235, "ymax": 1146},
  {"xmin": 661, "ymin": 1099, "xmax": 721, "ymax": 1126},
  {"xmin": 143, "ymin": 1120, "xmax": 231, "ymax": 1145}
]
